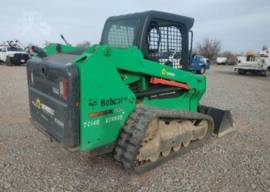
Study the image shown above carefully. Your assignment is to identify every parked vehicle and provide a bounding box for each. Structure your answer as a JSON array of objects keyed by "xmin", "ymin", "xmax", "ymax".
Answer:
[
  {"xmin": 191, "ymin": 55, "xmax": 210, "ymax": 74},
  {"xmin": 216, "ymin": 57, "xmax": 228, "ymax": 65},
  {"xmin": 0, "ymin": 41, "xmax": 30, "ymax": 66},
  {"xmin": 234, "ymin": 50, "xmax": 270, "ymax": 76}
]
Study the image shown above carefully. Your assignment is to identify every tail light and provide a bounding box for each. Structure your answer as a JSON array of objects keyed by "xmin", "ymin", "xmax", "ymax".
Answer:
[
  {"xmin": 28, "ymin": 70, "xmax": 34, "ymax": 84},
  {"xmin": 59, "ymin": 79, "xmax": 68, "ymax": 100}
]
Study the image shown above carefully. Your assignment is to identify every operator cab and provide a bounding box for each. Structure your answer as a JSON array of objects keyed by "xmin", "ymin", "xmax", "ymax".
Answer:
[{"xmin": 101, "ymin": 11, "xmax": 194, "ymax": 70}]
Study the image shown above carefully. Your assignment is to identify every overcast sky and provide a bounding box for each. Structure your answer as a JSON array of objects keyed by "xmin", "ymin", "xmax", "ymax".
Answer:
[{"xmin": 1, "ymin": 0, "xmax": 270, "ymax": 53}]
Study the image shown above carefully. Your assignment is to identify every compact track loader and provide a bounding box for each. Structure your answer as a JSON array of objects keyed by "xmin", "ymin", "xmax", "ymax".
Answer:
[{"xmin": 27, "ymin": 11, "xmax": 233, "ymax": 173}]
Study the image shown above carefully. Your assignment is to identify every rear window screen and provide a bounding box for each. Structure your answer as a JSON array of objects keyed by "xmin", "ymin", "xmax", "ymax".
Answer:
[{"xmin": 102, "ymin": 19, "xmax": 138, "ymax": 48}]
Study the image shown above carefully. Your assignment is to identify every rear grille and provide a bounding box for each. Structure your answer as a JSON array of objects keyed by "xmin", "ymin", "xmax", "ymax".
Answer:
[{"xmin": 27, "ymin": 56, "xmax": 80, "ymax": 147}]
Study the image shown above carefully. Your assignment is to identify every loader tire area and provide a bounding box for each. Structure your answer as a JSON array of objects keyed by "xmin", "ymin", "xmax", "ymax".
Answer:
[{"xmin": 113, "ymin": 107, "xmax": 214, "ymax": 173}]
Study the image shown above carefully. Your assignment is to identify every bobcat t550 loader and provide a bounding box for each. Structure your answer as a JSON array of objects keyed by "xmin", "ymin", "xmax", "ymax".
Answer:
[{"xmin": 27, "ymin": 11, "xmax": 233, "ymax": 173}]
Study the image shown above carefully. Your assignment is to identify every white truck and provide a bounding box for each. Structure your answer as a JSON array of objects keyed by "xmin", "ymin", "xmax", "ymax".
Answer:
[
  {"xmin": 0, "ymin": 41, "xmax": 30, "ymax": 66},
  {"xmin": 234, "ymin": 50, "xmax": 270, "ymax": 77},
  {"xmin": 216, "ymin": 57, "xmax": 228, "ymax": 65}
]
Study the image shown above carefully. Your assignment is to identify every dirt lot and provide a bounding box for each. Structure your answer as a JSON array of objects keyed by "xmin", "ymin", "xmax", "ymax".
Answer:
[{"xmin": 0, "ymin": 65, "xmax": 270, "ymax": 192}]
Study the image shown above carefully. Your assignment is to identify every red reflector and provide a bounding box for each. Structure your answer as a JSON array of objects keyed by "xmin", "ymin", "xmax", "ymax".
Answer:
[
  {"xmin": 150, "ymin": 77, "xmax": 189, "ymax": 90},
  {"xmin": 59, "ymin": 79, "xmax": 68, "ymax": 100}
]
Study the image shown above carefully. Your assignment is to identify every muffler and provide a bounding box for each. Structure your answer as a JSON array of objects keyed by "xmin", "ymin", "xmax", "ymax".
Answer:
[{"xmin": 200, "ymin": 105, "xmax": 234, "ymax": 137}]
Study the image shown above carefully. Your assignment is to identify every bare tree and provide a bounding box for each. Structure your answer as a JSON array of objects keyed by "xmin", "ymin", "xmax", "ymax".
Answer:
[
  {"xmin": 197, "ymin": 38, "xmax": 221, "ymax": 60},
  {"xmin": 222, "ymin": 51, "xmax": 237, "ymax": 65},
  {"xmin": 192, "ymin": 48, "xmax": 199, "ymax": 57},
  {"xmin": 262, "ymin": 45, "xmax": 268, "ymax": 51},
  {"xmin": 43, "ymin": 41, "xmax": 51, "ymax": 47},
  {"xmin": 76, "ymin": 41, "xmax": 91, "ymax": 48}
]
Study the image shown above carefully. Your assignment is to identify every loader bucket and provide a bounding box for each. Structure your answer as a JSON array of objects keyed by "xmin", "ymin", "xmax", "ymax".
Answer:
[{"xmin": 200, "ymin": 105, "xmax": 234, "ymax": 137}]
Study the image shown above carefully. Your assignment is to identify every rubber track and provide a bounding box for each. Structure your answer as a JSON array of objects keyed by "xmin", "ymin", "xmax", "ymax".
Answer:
[{"xmin": 113, "ymin": 107, "xmax": 214, "ymax": 173}]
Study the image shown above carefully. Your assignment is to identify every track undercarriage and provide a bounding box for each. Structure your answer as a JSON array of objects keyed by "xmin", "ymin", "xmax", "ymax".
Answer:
[{"xmin": 114, "ymin": 107, "xmax": 214, "ymax": 173}]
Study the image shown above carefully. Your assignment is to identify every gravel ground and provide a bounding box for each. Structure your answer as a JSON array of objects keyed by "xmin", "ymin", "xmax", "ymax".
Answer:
[{"xmin": 0, "ymin": 65, "xmax": 270, "ymax": 192}]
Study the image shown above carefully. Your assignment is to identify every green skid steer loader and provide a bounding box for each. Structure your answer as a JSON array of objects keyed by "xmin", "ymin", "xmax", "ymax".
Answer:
[{"xmin": 27, "ymin": 11, "xmax": 233, "ymax": 173}]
